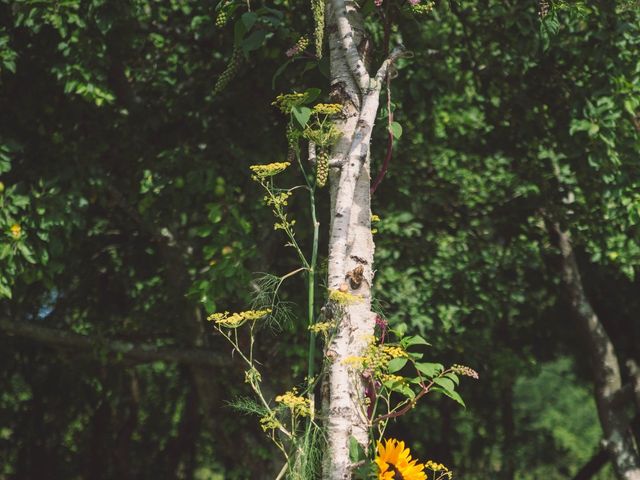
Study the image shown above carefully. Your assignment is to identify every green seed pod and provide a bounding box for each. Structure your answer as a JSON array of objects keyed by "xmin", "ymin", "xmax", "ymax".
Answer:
[
  {"xmin": 286, "ymin": 124, "xmax": 298, "ymax": 149},
  {"xmin": 297, "ymin": 36, "xmax": 309, "ymax": 52},
  {"xmin": 316, "ymin": 149, "xmax": 329, "ymax": 188},
  {"xmin": 215, "ymin": 10, "xmax": 228, "ymax": 28}
]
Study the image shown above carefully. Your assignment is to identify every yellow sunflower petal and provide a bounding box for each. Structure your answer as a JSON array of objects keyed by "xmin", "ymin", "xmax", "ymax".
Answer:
[{"xmin": 375, "ymin": 438, "xmax": 428, "ymax": 480}]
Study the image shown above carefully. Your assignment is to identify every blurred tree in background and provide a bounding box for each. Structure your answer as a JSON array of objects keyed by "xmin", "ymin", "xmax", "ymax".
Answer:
[{"xmin": 0, "ymin": 0, "xmax": 639, "ymax": 479}]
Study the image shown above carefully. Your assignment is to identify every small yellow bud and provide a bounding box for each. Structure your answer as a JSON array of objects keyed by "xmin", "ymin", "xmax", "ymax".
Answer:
[{"xmin": 10, "ymin": 224, "xmax": 21, "ymax": 239}]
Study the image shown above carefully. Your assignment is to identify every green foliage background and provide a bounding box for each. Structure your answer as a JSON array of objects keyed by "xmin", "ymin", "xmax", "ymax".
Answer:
[{"xmin": 0, "ymin": 0, "xmax": 639, "ymax": 479}]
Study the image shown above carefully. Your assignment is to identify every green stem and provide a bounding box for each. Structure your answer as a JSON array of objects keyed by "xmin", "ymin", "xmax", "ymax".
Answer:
[
  {"xmin": 308, "ymin": 187, "xmax": 319, "ymax": 352},
  {"xmin": 303, "ymin": 145, "xmax": 320, "ymax": 438}
]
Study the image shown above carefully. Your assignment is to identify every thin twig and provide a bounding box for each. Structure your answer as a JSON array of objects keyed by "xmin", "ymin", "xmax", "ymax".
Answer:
[{"xmin": 371, "ymin": 75, "xmax": 394, "ymax": 194}]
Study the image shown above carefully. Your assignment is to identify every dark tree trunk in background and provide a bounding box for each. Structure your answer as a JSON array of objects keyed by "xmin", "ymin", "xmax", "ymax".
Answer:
[
  {"xmin": 500, "ymin": 379, "xmax": 516, "ymax": 480},
  {"xmin": 549, "ymin": 222, "xmax": 640, "ymax": 480}
]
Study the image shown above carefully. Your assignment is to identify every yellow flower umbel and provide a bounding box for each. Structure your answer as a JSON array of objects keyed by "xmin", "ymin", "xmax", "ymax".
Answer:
[
  {"xmin": 249, "ymin": 162, "xmax": 291, "ymax": 179},
  {"xmin": 207, "ymin": 309, "xmax": 271, "ymax": 328},
  {"xmin": 376, "ymin": 438, "xmax": 427, "ymax": 480},
  {"xmin": 312, "ymin": 103, "xmax": 342, "ymax": 115},
  {"xmin": 275, "ymin": 388, "xmax": 311, "ymax": 417},
  {"xmin": 328, "ymin": 289, "xmax": 362, "ymax": 305},
  {"xmin": 308, "ymin": 321, "xmax": 335, "ymax": 334},
  {"xmin": 424, "ymin": 460, "xmax": 453, "ymax": 478},
  {"xmin": 272, "ymin": 92, "xmax": 307, "ymax": 113}
]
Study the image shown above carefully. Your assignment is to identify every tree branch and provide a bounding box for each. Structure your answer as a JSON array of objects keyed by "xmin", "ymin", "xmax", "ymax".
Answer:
[
  {"xmin": 331, "ymin": 0, "xmax": 370, "ymax": 91},
  {"xmin": 627, "ymin": 359, "xmax": 640, "ymax": 411},
  {"xmin": 0, "ymin": 319, "xmax": 224, "ymax": 367},
  {"xmin": 571, "ymin": 448, "xmax": 609, "ymax": 480},
  {"xmin": 374, "ymin": 47, "xmax": 405, "ymax": 84}
]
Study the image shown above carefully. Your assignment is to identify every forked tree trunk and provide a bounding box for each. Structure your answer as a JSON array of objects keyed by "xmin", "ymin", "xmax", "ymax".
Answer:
[
  {"xmin": 549, "ymin": 222, "xmax": 640, "ymax": 480},
  {"xmin": 322, "ymin": 1, "xmax": 401, "ymax": 478}
]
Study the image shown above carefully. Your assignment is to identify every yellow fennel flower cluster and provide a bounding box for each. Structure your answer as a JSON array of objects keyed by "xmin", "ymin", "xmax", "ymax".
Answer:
[
  {"xmin": 381, "ymin": 345, "xmax": 408, "ymax": 359},
  {"xmin": 365, "ymin": 343, "xmax": 408, "ymax": 374},
  {"xmin": 259, "ymin": 412, "xmax": 282, "ymax": 432},
  {"xmin": 207, "ymin": 309, "xmax": 271, "ymax": 328},
  {"xmin": 328, "ymin": 289, "xmax": 362, "ymax": 305},
  {"xmin": 312, "ymin": 103, "xmax": 342, "ymax": 115},
  {"xmin": 425, "ymin": 460, "xmax": 453, "ymax": 478},
  {"xmin": 264, "ymin": 190, "xmax": 292, "ymax": 209},
  {"xmin": 342, "ymin": 343, "xmax": 408, "ymax": 374},
  {"xmin": 250, "ymin": 162, "xmax": 290, "ymax": 179},
  {"xmin": 272, "ymin": 92, "xmax": 306, "ymax": 113},
  {"xmin": 381, "ymin": 374, "xmax": 404, "ymax": 384},
  {"xmin": 342, "ymin": 355, "xmax": 366, "ymax": 368},
  {"xmin": 275, "ymin": 388, "xmax": 311, "ymax": 417},
  {"xmin": 308, "ymin": 321, "xmax": 336, "ymax": 334}
]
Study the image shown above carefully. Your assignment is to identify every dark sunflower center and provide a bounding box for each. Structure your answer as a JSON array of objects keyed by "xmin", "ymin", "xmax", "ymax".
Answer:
[{"xmin": 388, "ymin": 462, "xmax": 404, "ymax": 480}]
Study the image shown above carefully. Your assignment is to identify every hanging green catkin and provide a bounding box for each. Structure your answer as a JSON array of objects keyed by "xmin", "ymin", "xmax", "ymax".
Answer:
[
  {"xmin": 286, "ymin": 124, "xmax": 298, "ymax": 162},
  {"xmin": 316, "ymin": 149, "xmax": 329, "ymax": 188},
  {"xmin": 311, "ymin": 0, "xmax": 324, "ymax": 59},
  {"xmin": 213, "ymin": 48, "xmax": 241, "ymax": 95}
]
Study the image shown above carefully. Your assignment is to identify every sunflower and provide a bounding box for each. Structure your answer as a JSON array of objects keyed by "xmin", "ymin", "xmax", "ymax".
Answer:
[{"xmin": 375, "ymin": 438, "xmax": 427, "ymax": 480}]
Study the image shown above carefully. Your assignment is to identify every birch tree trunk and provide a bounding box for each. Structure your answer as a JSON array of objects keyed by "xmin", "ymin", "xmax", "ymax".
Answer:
[
  {"xmin": 322, "ymin": 1, "xmax": 401, "ymax": 478},
  {"xmin": 548, "ymin": 222, "xmax": 640, "ymax": 480}
]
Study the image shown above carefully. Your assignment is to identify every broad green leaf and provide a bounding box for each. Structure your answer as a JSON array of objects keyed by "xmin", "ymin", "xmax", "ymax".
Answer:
[
  {"xmin": 241, "ymin": 12, "xmax": 257, "ymax": 30},
  {"xmin": 0, "ymin": 156, "xmax": 10, "ymax": 173},
  {"xmin": 17, "ymin": 243, "xmax": 36, "ymax": 264},
  {"xmin": 349, "ymin": 436, "xmax": 365, "ymax": 462},
  {"xmin": 233, "ymin": 20, "xmax": 247, "ymax": 46},
  {"xmin": 415, "ymin": 362, "xmax": 443, "ymax": 378},
  {"xmin": 383, "ymin": 378, "xmax": 404, "ymax": 389},
  {"xmin": 389, "ymin": 121, "xmax": 403, "ymax": 139},
  {"xmin": 292, "ymin": 106, "xmax": 312, "ymax": 128},
  {"xmin": 569, "ymin": 119, "xmax": 591, "ymax": 135},
  {"xmin": 302, "ymin": 88, "xmax": 321, "ymax": 104},
  {"xmin": 0, "ymin": 281, "xmax": 11, "ymax": 299},
  {"xmin": 434, "ymin": 377, "xmax": 456, "ymax": 392},
  {"xmin": 387, "ymin": 357, "xmax": 408, "ymax": 373},
  {"xmin": 272, "ymin": 60, "xmax": 293, "ymax": 89},
  {"xmin": 241, "ymin": 30, "xmax": 267, "ymax": 53},
  {"xmin": 302, "ymin": 62, "xmax": 317, "ymax": 75},
  {"xmin": 401, "ymin": 335, "xmax": 430, "ymax": 348},
  {"xmin": 434, "ymin": 386, "xmax": 466, "ymax": 408},
  {"xmin": 445, "ymin": 372, "xmax": 460, "ymax": 386},
  {"xmin": 398, "ymin": 384, "xmax": 415, "ymax": 400},
  {"xmin": 256, "ymin": 6, "xmax": 284, "ymax": 19},
  {"xmin": 12, "ymin": 195, "xmax": 29, "ymax": 208}
]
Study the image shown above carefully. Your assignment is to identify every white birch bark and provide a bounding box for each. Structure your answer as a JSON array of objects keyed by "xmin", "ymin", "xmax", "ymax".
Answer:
[{"xmin": 322, "ymin": 1, "xmax": 402, "ymax": 478}]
